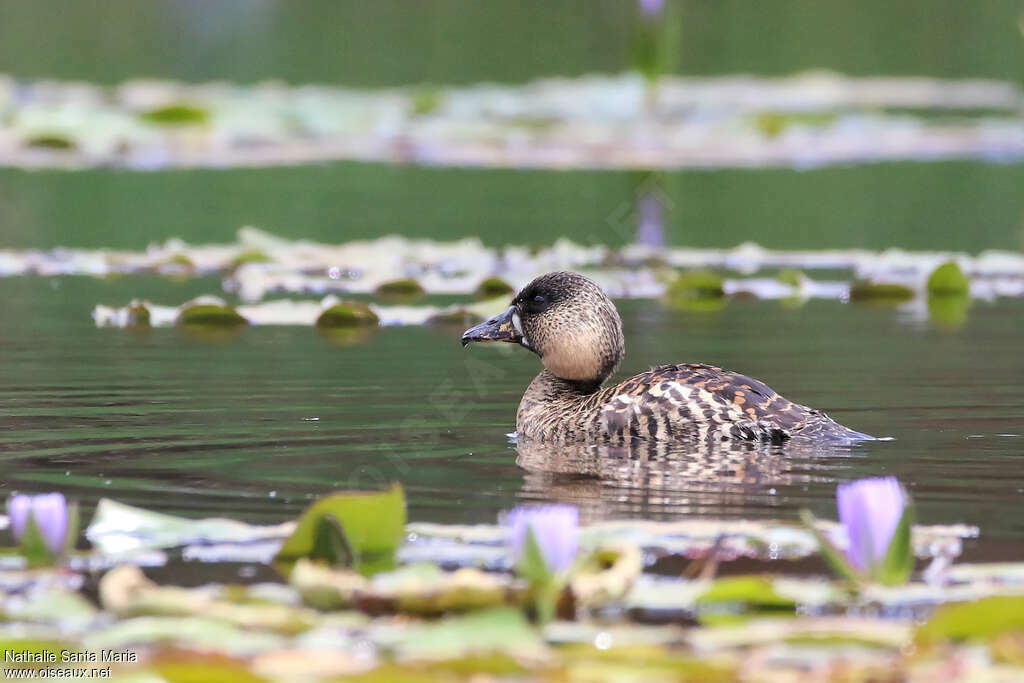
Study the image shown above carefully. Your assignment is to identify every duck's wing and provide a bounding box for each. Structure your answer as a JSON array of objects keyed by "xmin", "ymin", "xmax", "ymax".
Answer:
[{"xmin": 598, "ymin": 363, "xmax": 848, "ymax": 441}]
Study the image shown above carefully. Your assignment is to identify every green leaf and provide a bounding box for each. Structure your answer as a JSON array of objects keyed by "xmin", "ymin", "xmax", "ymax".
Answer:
[
  {"xmin": 696, "ymin": 576, "xmax": 795, "ymax": 610},
  {"xmin": 516, "ymin": 526, "xmax": 560, "ymax": 624},
  {"xmin": 275, "ymin": 483, "xmax": 406, "ymax": 577},
  {"xmin": 876, "ymin": 502, "xmax": 915, "ymax": 586},
  {"xmin": 86, "ymin": 498, "xmax": 293, "ymax": 553},
  {"xmin": 309, "ymin": 515, "xmax": 354, "ymax": 567},
  {"xmin": 517, "ymin": 525, "xmax": 554, "ymax": 584},
  {"xmin": 19, "ymin": 514, "xmax": 57, "ymax": 568},
  {"xmin": 799, "ymin": 509, "xmax": 862, "ymax": 585},
  {"xmin": 392, "ymin": 607, "xmax": 547, "ymax": 662},
  {"xmin": 916, "ymin": 596, "xmax": 1024, "ymax": 647},
  {"xmin": 154, "ymin": 655, "xmax": 268, "ymax": 683},
  {"xmin": 139, "ymin": 103, "xmax": 210, "ymax": 126}
]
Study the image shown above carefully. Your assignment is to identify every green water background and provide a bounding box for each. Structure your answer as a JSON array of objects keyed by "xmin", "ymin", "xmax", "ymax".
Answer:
[{"xmin": 0, "ymin": 1, "xmax": 1021, "ymax": 549}]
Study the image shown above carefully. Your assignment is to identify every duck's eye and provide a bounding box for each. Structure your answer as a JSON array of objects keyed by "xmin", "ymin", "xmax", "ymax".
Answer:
[{"xmin": 533, "ymin": 295, "xmax": 546, "ymax": 304}]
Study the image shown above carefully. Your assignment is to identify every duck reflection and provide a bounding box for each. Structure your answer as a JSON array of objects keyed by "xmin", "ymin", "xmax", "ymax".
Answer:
[{"xmin": 513, "ymin": 436, "xmax": 856, "ymax": 522}]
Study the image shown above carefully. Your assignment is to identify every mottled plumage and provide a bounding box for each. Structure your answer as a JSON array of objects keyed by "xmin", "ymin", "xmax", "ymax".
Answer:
[{"xmin": 462, "ymin": 272, "xmax": 870, "ymax": 444}]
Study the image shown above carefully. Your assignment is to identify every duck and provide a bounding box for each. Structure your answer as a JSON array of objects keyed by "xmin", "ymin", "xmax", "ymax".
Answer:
[{"xmin": 461, "ymin": 271, "xmax": 871, "ymax": 444}]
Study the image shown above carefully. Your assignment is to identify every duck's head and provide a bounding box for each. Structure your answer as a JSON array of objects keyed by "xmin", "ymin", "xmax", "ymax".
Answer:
[{"xmin": 461, "ymin": 271, "xmax": 624, "ymax": 384}]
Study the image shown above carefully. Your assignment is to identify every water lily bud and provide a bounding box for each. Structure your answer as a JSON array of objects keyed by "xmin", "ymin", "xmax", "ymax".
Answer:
[
  {"xmin": 836, "ymin": 477, "xmax": 907, "ymax": 573},
  {"xmin": 639, "ymin": 0, "xmax": 665, "ymax": 18},
  {"xmin": 7, "ymin": 493, "xmax": 70, "ymax": 555},
  {"xmin": 506, "ymin": 505, "xmax": 579, "ymax": 574}
]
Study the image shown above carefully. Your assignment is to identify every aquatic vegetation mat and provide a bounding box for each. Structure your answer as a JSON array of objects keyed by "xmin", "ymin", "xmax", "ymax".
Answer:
[
  {"xmin": 0, "ymin": 491, "xmax": 1019, "ymax": 681},
  {"xmin": 1, "ymin": 72, "xmax": 1023, "ymax": 170},
  {"xmin": 13, "ymin": 228, "xmax": 1006, "ymax": 328}
]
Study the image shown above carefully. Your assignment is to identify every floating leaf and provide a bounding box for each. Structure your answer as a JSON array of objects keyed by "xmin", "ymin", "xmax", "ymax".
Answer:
[
  {"xmin": 359, "ymin": 563, "xmax": 521, "ymax": 615},
  {"xmin": 85, "ymin": 497, "xmax": 294, "ymax": 552},
  {"xmin": 177, "ymin": 302, "xmax": 248, "ymax": 327},
  {"xmin": 315, "ymin": 301, "xmax": 379, "ymax": 328},
  {"xmin": 289, "ymin": 558, "xmax": 369, "ymax": 610},
  {"xmin": 849, "ymin": 280, "xmax": 915, "ymax": 303},
  {"xmin": 410, "ymin": 87, "xmax": 444, "ymax": 116},
  {"xmin": 697, "ymin": 576, "xmax": 796, "ymax": 611},
  {"xmin": 928, "ymin": 295, "xmax": 970, "ymax": 329},
  {"xmin": 24, "ymin": 134, "xmax": 75, "ymax": 150},
  {"xmin": 127, "ymin": 301, "xmax": 151, "ymax": 327},
  {"xmin": 155, "ymin": 655, "xmax": 268, "ymax": 683},
  {"xmin": 664, "ymin": 270, "xmax": 727, "ymax": 311},
  {"xmin": 5, "ymin": 588, "xmax": 96, "ymax": 625},
  {"xmin": 425, "ymin": 308, "xmax": 483, "ymax": 326},
  {"xmin": 474, "ymin": 276, "xmax": 515, "ymax": 300},
  {"xmin": 561, "ymin": 644, "xmax": 736, "ymax": 683},
  {"xmin": 274, "ymin": 484, "xmax": 406, "ymax": 576},
  {"xmin": 0, "ymin": 638, "xmax": 67, "ymax": 665},
  {"xmin": 927, "ymin": 261, "xmax": 970, "ymax": 297},
  {"xmin": 375, "ymin": 278, "xmax": 425, "ymax": 301},
  {"xmin": 775, "ymin": 268, "xmax": 804, "ymax": 287},
  {"xmin": 571, "ymin": 545, "xmax": 643, "ymax": 609},
  {"xmin": 754, "ymin": 111, "xmax": 838, "ymax": 138},
  {"xmin": 231, "ymin": 249, "xmax": 272, "ymax": 269},
  {"xmin": 140, "ymin": 103, "xmax": 211, "ymax": 126},
  {"xmin": 393, "ymin": 607, "xmax": 548, "ymax": 663},
  {"xmin": 916, "ymin": 596, "xmax": 1024, "ymax": 647},
  {"xmin": 83, "ymin": 615, "xmax": 285, "ymax": 656},
  {"xmin": 100, "ymin": 566, "xmax": 314, "ymax": 634}
]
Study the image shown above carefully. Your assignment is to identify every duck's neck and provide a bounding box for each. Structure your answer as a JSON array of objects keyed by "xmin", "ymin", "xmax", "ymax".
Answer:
[{"xmin": 516, "ymin": 370, "xmax": 607, "ymax": 441}]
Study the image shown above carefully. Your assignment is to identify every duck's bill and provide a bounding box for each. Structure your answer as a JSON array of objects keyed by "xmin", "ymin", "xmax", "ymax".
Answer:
[{"xmin": 461, "ymin": 306, "xmax": 523, "ymax": 347}]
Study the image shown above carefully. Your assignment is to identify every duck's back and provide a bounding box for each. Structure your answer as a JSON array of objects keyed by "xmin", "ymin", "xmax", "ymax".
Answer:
[{"xmin": 595, "ymin": 363, "xmax": 870, "ymax": 443}]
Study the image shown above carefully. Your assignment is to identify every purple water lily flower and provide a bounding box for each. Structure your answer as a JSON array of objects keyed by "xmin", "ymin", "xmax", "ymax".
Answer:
[
  {"xmin": 7, "ymin": 493, "xmax": 69, "ymax": 555},
  {"xmin": 836, "ymin": 477, "xmax": 907, "ymax": 572},
  {"xmin": 506, "ymin": 505, "xmax": 579, "ymax": 573},
  {"xmin": 639, "ymin": 0, "xmax": 665, "ymax": 17}
]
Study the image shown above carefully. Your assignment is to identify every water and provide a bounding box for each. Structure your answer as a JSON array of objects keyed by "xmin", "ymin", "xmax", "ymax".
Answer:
[
  {"xmin": 1, "ymin": 273, "xmax": 1021, "ymax": 553},
  {"xmin": 0, "ymin": 0, "xmax": 1021, "ymax": 565},
  {"xmin": 2, "ymin": 162, "xmax": 1023, "ymax": 252},
  {"xmin": 2, "ymin": 1, "xmax": 1022, "ymax": 85}
]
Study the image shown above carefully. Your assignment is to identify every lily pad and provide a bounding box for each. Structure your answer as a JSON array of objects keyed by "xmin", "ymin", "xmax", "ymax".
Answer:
[
  {"xmin": 315, "ymin": 301, "xmax": 380, "ymax": 328},
  {"xmin": 100, "ymin": 565, "xmax": 314, "ymax": 633},
  {"xmin": 359, "ymin": 563, "xmax": 522, "ymax": 615},
  {"xmin": 474, "ymin": 277, "xmax": 515, "ymax": 300},
  {"xmin": 849, "ymin": 280, "xmax": 915, "ymax": 302},
  {"xmin": 83, "ymin": 615, "xmax": 286, "ymax": 655},
  {"xmin": 24, "ymin": 134, "xmax": 76, "ymax": 150},
  {"xmin": 231, "ymin": 249, "xmax": 272, "ymax": 269},
  {"xmin": 928, "ymin": 295, "xmax": 970, "ymax": 328},
  {"xmin": 139, "ymin": 103, "xmax": 211, "ymax": 126},
  {"xmin": 559, "ymin": 644, "xmax": 736, "ymax": 683},
  {"xmin": 754, "ymin": 111, "xmax": 838, "ymax": 138},
  {"xmin": 410, "ymin": 87, "xmax": 444, "ymax": 116},
  {"xmin": 915, "ymin": 596, "xmax": 1024, "ymax": 647},
  {"xmin": 154, "ymin": 654, "xmax": 268, "ymax": 683},
  {"xmin": 775, "ymin": 268, "xmax": 804, "ymax": 287},
  {"xmin": 927, "ymin": 260, "xmax": 970, "ymax": 297},
  {"xmin": 571, "ymin": 545, "xmax": 643, "ymax": 609},
  {"xmin": 289, "ymin": 558, "xmax": 369, "ymax": 610},
  {"xmin": 274, "ymin": 483, "xmax": 406, "ymax": 576},
  {"xmin": 425, "ymin": 308, "xmax": 483, "ymax": 326},
  {"xmin": 85, "ymin": 497, "xmax": 294, "ymax": 553},
  {"xmin": 375, "ymin": 278, "xmax": 426, "ymax": 301},
  {"xmin": 392, "ymin": 607, "xmax": 548, "ymax": 663},
  {"xmin": 664, "ymin": 270, "xmax": 726, "ymax": 311},
  {"xmin": 177, "ymin": 300, "xmax": 248, "ymax": 328},
  {"xmin": 697, "ymin": 576, "xmax": 796, "ymax": 611}
]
